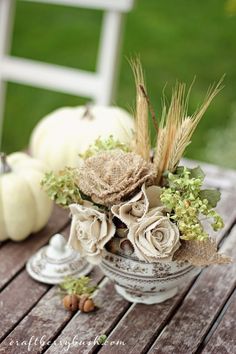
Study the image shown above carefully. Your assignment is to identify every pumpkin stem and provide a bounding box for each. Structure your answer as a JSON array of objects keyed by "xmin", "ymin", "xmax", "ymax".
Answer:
[
  {"xmin": 0, "ymin": 153, "xmax": 11, "ymax": 174},
  {"xmin": 82, "ymin": 104, "xmax": 94, "ymax": 120}
]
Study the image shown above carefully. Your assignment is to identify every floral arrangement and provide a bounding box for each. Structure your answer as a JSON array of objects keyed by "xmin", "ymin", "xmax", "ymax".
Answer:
[{"xmin": 42, "ymin": 61, "xmax": 230, "ymax": 268}]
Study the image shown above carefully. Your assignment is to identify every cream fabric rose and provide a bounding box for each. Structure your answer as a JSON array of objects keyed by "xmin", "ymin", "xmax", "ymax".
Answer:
[
  {"xmin": 68, "ymin": 203, "xmax": 115, "ymax": 264},
  {"xmin": 128, "ymin": 208, "xmax": 180, "ymax": 262},
  {"xmin": 111, "ymin": 183, "xmax": 163, "ymax": 226}
]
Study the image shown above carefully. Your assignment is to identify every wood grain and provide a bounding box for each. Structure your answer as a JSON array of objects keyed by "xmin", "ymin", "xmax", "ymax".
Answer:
[
  {"xmin": 202, "ymin": 290, "xmax": 236, "ymax": 354},
  {"xmin": 0, "ymin": 223, "xmax": 71, "ymax": 343},
  {"xmin": 98, "ymin": 283, "xmax": 194, "ymax": 354},
  {"xmin": 0, "ymin": 270, "xmax": 49, "ymax": 342},
  {"xmin": 0, "ymin": 267, "xmax": 103, "ymax": 354},
  {"xmin": 45, "ymin": 279, "xmax": 130, "ymax": 354},
  {"xmin": 211, "ymin": 190, "xmax": 236, "ymax": 244},
  {"xmin": 0, "ymin": 206, "xmax": 69, "ymax": 290},
  {"xmin": 147, "ymin": 226, "xmax": 236, "ymax": 354}
]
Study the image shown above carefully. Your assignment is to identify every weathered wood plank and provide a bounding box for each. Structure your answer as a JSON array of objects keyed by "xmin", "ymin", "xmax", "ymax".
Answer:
[
  {"xmin": 147, "ymin": 226, "xmax": 236, "ymax": 354},
  {"xmin": 0, "ymin": 267, "xmax": 103, "ymax": 354},
  {"xmin": 182, "ymin": 158, "xmax": 236, "ymax": 191},
  {"xmin": 211, "ymin": 190, "xmax": 236, "ymax": 244},
  {"xmin": 98, "ymin": 283, "xmax": 194, "ymax": 354},
  {"xmin": 0, "ymin": 206, "xmax": 69, "ymax": 290},
  {"xmin": 0, "ymin": 270, "xmax": 49, "ymax": 342},
  {"xmin": 45, "ymin": 279, "xmax": 130, "ymax": 354},
  {"xmin": 202, "ymin": 290, "xmax": 236, "ymax": 354},
  {"xmin": 0, "ymin": 223, "xmax": 70, "ymax": 343}
]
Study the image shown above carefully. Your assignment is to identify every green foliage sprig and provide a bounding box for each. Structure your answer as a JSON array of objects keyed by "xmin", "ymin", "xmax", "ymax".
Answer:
[
  {"xmin": 97, "ymin": 335, "xmax": 108, "ymax": 345},
  {"xmin": 160, "ymin": 167, "xmax": 224, "ymax": 241},
  {"xmin": 41, "ymin": 167, "xmax": 82, "ymax": 207},
  {"xmin": 59, "ymin": 276, "xmax": 97, "ymax": 296},
  {"xmin": 80, "ymin": 135, "xmax": 131, "ymax": 159}
]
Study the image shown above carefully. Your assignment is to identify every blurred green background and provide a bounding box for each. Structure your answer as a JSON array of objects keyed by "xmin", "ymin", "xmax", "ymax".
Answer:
[{"xmin": 2, "ymin": 0, "xmax": 236, "ymax": 167}]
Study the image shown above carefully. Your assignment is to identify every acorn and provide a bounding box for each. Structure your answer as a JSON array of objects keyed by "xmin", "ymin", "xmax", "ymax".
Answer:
[
  {"xmin": 106, "ymin": 238, "xmax": 121, "ymax": 253},
  {"xmin": 120, "ymin": 239, "xmax": 134, "ymax": 256},
  {"xmin": 116, "ymin": 227, "xmax": 128, "ymax": 238},
  {"xmin": 106, "ymin": 237, "xmax": 134, "ymax": 256},
  {"xmin": 113, "ymin": 217, "xmax": 126, "ymax": 229},
  {"xmin": 63, "ymin": 294, "xmax": 79, "ymax": 312},
  {"xmin": 78, "ymin": 294, "xmax": 96, "ymax": 313}
]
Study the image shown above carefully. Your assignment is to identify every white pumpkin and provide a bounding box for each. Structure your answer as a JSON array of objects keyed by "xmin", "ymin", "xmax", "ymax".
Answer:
[
  {"xmin": 30, "ymin": 105, "xmax": 135, "ymax": 171},
  {"xmin": 0, "ymin": 152, "xmax": 53, "ymax": 241}
]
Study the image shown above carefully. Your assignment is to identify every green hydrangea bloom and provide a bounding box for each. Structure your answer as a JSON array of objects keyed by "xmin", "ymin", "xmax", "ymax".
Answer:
[
  {"xmin": 41, "ymin": 167, "xmax": 82, "ymax": 207},
  {"xmin": 160, "ymin": 167, "xmax": 224, "ymax": 241},
  {"xmin": 80, "ymin": 135, "xmax": 131, "ymax": 159}
]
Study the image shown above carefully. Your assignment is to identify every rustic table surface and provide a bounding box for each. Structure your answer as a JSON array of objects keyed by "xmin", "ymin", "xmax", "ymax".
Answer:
[{"xmin": 0, "ymin": 159, "xmax": 236, "ymax": 354}]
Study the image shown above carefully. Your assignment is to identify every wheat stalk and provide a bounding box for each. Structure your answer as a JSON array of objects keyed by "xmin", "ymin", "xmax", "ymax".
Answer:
[
  {"xmin": 154, "ymin": 78, "xmax": 223, "ymax": 183},
  {"xmin": 131, "ymin": 59, "xmax": 150, "ymax": 161}
]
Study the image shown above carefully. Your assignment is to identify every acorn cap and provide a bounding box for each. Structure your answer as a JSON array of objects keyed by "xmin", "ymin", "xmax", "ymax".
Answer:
[{"xmin": 26, "ymin": 233, "xmax": 93, "ymax": 284}]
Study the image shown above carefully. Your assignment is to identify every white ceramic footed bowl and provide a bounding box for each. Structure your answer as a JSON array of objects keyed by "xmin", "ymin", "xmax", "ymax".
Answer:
[{"xmin": 100, "ymin": 249, "xmax": 200, "ymax": 304}]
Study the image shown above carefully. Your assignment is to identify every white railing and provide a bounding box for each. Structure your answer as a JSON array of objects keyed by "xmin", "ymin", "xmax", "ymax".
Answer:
[{"xmin": 0, "ymin": 0, "xmax": 134, "ymax": 146}]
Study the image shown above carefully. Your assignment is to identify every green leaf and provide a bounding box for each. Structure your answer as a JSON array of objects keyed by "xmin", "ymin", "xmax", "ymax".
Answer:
[
  {"xmin": 175, "ymin": 166, "xmax": 205, "ymax": 180},
  {"xmin": 59, "ymin": 276, "xmax": 97, "ymax": 296},
  {"xmin": 97, "ymin": 335, "xmax": 107, "ymax": 345},
  {"xmin": 188, "ymin": 166, "xmax": 205, "ymax": 180},
  {"xmin": 199, "ymin": 189, "xmax": 221, "ymax": 207},
  {"xmin": 175, "ymin": 166, "xmax": 185, "ymax": 175}
]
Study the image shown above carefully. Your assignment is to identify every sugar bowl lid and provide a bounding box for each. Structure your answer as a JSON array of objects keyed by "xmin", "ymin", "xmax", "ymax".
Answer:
[{"xmin": 26, "ymin": 233, "xmax": 93, "ymax": 284}]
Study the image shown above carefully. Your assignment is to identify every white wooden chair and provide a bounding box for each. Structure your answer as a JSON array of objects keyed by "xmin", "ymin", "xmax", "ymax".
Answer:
[{"xmin": 0, "ymin": 0, "xmax": 134, "ymax": 141}]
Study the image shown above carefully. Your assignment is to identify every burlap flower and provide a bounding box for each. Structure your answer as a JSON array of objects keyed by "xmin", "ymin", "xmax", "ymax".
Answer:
[
  {"xmin": 111, "ymin": 183, "xmax": 164, "ymax": 226},
  {"xmin": 128, "ymin": 208, "xmax": 180, "ymax": 262},
  {"xmin": 78, "ymin": 151, "xmax": 156, "ymax": 206},
  {"xmin": 68, "ymin": 203, "xmax": 115, "ymax": 264},
  {"xmin": 174, "ymin": 239, "xmax": 231, "ymax": 266}
]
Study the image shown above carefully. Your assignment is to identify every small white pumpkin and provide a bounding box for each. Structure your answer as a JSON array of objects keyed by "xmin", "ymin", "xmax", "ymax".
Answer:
[
  {"xmin": 0, "ymin": 152, "xmax": 53, "ymax": 241},
  {"xmin": 30, "ymin": 105, "xmax": 135, "ymax": 171}
]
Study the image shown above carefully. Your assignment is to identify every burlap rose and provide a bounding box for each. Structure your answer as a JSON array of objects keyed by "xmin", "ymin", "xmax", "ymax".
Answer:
[
  {"xmin": 78, "ymin": 151, "xmax": 156, "ymax": 206},
  {"xmin": 128, "ymin": 208, "xmax": 180, "ymax": 262},
  {"xmin": 111, "ymin": 183, "xmax": 164, "ymax": 226},
  {"xmin": 174, "ymin": 239, "xmax": 231, "ymax": 266},
  {"xmin": 68, "ymin": 203, "xmax": 115, "ymax": 264}
]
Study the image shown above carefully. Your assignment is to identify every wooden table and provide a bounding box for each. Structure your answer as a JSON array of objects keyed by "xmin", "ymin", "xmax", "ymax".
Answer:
[{"xmin": 0, "ymin": 159, "xmax": 236, "ymax": 354}]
